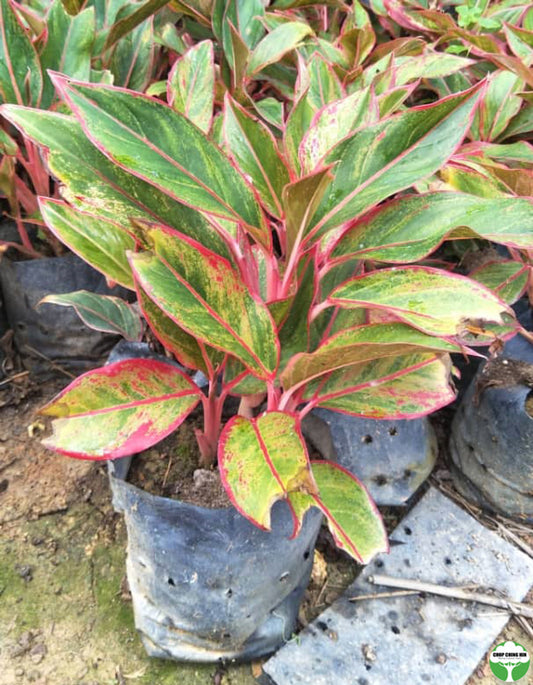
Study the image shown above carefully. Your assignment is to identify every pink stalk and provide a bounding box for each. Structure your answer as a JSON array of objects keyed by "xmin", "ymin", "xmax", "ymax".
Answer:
[{"xmin": 197, "ymin": 379, "xmax": 224, "ymax": 467}]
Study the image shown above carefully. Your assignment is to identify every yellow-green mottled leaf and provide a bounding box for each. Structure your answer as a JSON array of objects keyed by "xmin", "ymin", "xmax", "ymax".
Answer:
[
  {"xmin": 0, "ymin": 0, "xmax": 42, "ymax": 106},
  {"xmin": 304, "ymin": 353, "xmax": 456, "ymax": 418},
  {"xmin": 306, "ymin": 86, "xmax": 484, "ymax": 244},
  {"xmin": 0, "ymin": 108, "xmax": 233, "ymax": 260},
  {"xmin": 53, "ymin": 77, "xmax": 269, "ymax": 247},
  {"xmin": 168, "ymin": 40, "xmax": 214, "ymax": 134},
  {"xmin": 39, "ymin": 1, "xmax": 95, "ymax": 109},
  {"xmin": 223, "ymin": 95, "xmax": 289, "ymax": 218},
  {"xmin": 219, "ymin": 412, "xmax": 317, "ymax": 532},
  {"xmin": 470, "ymin": 261, "xmax": 529, "ymax": 305},
  {"xmin": 137, "ymin": 286, "xmax": 215, "ymax": 372},
  {"xmin": 330, "ymin": 193, "xmax": 533, "ymax": 264},
  {"xmin": 299, "ymin": 88, "xmax": 377, "ymax": 174},
  {"xmin": 471, "ymin": 71, "xmax": 524, "ymax": 142},
  {"xmin": 41, "ymin": 358, "xmax": 200, "ymax": 459},
  {"xmin": 129, "ymin": 224, "xmax": 279, "ymax": 379},
  {"xmin": 329, "ymin": 267, "xmax": 515, "ymax": 340},
  {"xmin": 307, "ymin": 461, "xmax": 388, "ymax": 563},
  {"xmin": 282, "ymin": 323, "xmax": 462, "ymax": 392},
  {"xmin": 39, "ymin": 198, "xmax": 136, "ymax": 289}
]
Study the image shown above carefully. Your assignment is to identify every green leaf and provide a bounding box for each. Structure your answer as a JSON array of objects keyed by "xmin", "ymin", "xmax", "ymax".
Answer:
[
  {"xmin": 129, "ymin": 224, "xmax": 279, "ymax": 380},
  {"xmin": 307, "ymin": 462, "xmax": 388, "ymax": 563},
  {"xmin": 329, "ymin": 266, "xmax": 514, "ymax": 339},
  {"xmin": 110, "ymin": 16, "xmax": 156, "ymax": 92},
  {"xmin": 470, "ymin": 261, "xmax": 529, "ymax": 305},
  {"xmin": 53, "ymin": 77, "xmax": 270, "ymax": 247},
  {"xmin": 218, "ymin": 411, "xmax": 317, "ymax": 532},
  {"xmin": 299, "ymin": 88, "xmax": 377, "ymax": 174},
  {"xmin": 39, "ymin": 198, "xmax": 136, "ymax": 289},
  {"xmin": 247, "ymin": 21, "xmax": 314, "ymax": 76},
  {"xmin": 212, "ymin": 0, "xmax": 265, "ymax": 70},
  {"xmin": 39, "ymin": 290, "xmax": 142, "ymax": 341},
  {"xmin": 364, "ymin": 52, "xmax": 474, "ymax": 93},
  {"xmin": 41, "ymin": 358, "xmax": 201, "ymax": 459},
  {"xmin": 471, "ymin": 71, "xmax": 524, "ymax": 142},
  {"xmin": 0, "ymin": 0, "xmax": 42, "ymax": 106},
  {"xmin": 304, "ymin": 352, "xmax": 456, "ymax": 418},
  {"xmin": 253, "ymin": 97, "xmax": 284, "ymax": 130},
  {"xmin": 223, "ymin": 95, "xmax": 290, "ymax": 218},
  {"xmin": 39, "ymin": 0, "xmax": 95, "ymax": 109},
  {"xmin": 440, "ymin": 162, "xmax": 511, "ymax": 198},
  {"xmin": 168, "ymin": 40, "xmax": 214, "ymax": 134},
  {"xmin": 0, "ymin": 108, "xmax": 233, "ymax": 260},
  {"xmin": 281, "ymin": 322, "xmax": 462, "ymax": 392},
  {"xmin": 284, "ymin": 88, "xmax": 316, "ymax": 173},
  {"xmin": 103, "ymin": 0, "xmax": 168, "ymax": 50},
  {"xmin": 137, "ymin": 286, "xmax": 217, "ymax": 373},
  {"xmin": 283, "ymin": 168, "xmax": 333, "ymax": 257},
  {"xmin": 329, "ymin": 193, "xmax": 533, "ymax": 264},
  {"xmin": 306, "ymin": 85, "xmax": 484, "ymax": 245},
  {"xmin": 305, "ymin": 54, "xmax": 344, "ymax": 110}
]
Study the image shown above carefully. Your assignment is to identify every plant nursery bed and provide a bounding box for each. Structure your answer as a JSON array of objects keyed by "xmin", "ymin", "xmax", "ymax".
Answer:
[{"xmin": 0, "ymin": 374, "xmax": 531, "ymax": 685}]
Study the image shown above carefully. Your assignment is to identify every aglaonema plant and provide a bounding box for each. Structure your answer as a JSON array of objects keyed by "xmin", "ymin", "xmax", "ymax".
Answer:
[{"xmin": 3, "ymin": 61, "xmax": 533, "ymax": 565}]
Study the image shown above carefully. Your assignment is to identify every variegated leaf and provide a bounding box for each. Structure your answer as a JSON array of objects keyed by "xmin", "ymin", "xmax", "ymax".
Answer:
[
  {"xmin": 306, "ymin": 85, "xmax": 484, "ymax": 245},
  {"xmin": 329, "ymin": 267, "xmax": 515, "ymax": 340},
  {"xmin": 1, "ymin": 108, "xmax": 234, "ymax": 260},
  {"xmin": 129, "ymin": 224, "xmax": 279, "ymax": 379},
  {"xmin": 218, "ymin": 411, "xmax": 317, "ymax": 532},
  {"xmin": 329, "ymin": 193, "xmax": 533, "ymax": 264},
  {"xmin": 52, "ymin": 76, "xmax": 270, "ymax": 247},
  {"xmin": 303, "ymin": 353, "xmax": 456, "ymax": 418},
  {"xmin": 41, "ymin": 359, "xmax": 201, "ymax": 459},
  {"xmin": 306, "ymin": 462, "xmax": 388, "ymax": 563},
  {"xmin": 167, "ymin": 40, "xmax": 214, "ymax": 134},
  {"xmin": 39, "ymin": 290, "xmax": 142, "ymax": 341}
]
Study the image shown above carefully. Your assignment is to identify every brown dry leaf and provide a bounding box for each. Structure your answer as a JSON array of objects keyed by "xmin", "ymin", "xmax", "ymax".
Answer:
[
  {"xmin": 311, "ymin": 549, "xmax": 328, "ymax": 586},
  {"xmin": 251, "ymin": 661, "xmax": 263, "ymax": 678}
]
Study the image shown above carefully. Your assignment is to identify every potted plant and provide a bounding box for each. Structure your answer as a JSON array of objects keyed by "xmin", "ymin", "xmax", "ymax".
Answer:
[
  {"xmin": 3, "ymin": 1, "xmax": 532, "ymax": 662},
  {"xmin": 0, "ymin": 0, "xmax": 168, "ymax": 374}
]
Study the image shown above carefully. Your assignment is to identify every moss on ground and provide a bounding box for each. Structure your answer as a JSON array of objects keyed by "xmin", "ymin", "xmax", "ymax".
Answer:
[{"xmin": 0, "ymin": 503, "xmax": 257, "ymax": 685}]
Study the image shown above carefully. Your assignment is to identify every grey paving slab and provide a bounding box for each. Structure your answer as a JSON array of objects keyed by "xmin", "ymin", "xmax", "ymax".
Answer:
[{"xmin": 263, "ymin": 487, "xmax": 533, "ymax": 685}]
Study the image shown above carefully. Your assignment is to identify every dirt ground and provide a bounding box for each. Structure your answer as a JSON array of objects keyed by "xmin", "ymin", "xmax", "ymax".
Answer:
[{"xmin": 0, "ymin": 374, "xmax": 531, "ymax": 685}]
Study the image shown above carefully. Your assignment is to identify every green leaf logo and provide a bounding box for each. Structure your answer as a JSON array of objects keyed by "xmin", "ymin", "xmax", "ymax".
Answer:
[{"xmin": 489, "ymin": 641, "xmax": 530, "ymax": 682}]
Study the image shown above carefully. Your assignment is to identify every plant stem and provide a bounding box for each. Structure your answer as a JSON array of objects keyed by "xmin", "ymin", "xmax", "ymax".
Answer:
[{"xmin": 197, "ymin": 380, "xmax": 223, "ymax": 467}]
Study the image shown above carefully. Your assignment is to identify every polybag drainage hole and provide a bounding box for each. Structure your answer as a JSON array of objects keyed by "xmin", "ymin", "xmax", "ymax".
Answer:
[
  {"xmin": 444, "ymin": 557, "xmax": 453, "ymax": 566},
  {"xmin": 167, "ymin": 577, "xmax": 176, "ymax": 586},
  {"xmin": 374, "ymin": 475, "xmax": 387, "ymax": 486},
  {"xmin": 404, "ymin": 526, "xmax": 412, "ymax": 536},
  {"xmin": 225, "ymin": 588, "xmax": 233, "ymax": 598},
  {"xmin": 391, "ymin": 626, "xmax": 400, "ymax": 635},
  {"xmin": 279, "ymin": 572, "xmax": 290, "ymax": 582},
  {"xmin": 362, "ymin": 435, "xmax": 373, "ymax": 444},
  {"xmin": 388, "ymin": 427, "xmax": 398, "ymax": 436},
  {"xmin": 303, "ymin": 549, "xmax": 310, "ymax": 560}
]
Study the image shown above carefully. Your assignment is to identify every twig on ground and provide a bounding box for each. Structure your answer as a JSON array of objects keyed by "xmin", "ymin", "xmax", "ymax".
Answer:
[
  {"xmin": 22, "ymin": 345, "xmax": 76, "ymax": 379},
  {"xmin": 350, "ymin": 589, "xmax": 420, "ymax": 602},
  {"xmin": 162, "ymin": 456, "xmax": 172, "ymax": 489},
  {"xmin": 513, "ymin": 615, "xmax": 533, "ymax": 641},
  {"xmin": 0, "ymin": 370, "xmax": 29, "ymax": 387},
  {"xmin": 366, "ymin": 574, "xmax": 533, "ymax": 619}
]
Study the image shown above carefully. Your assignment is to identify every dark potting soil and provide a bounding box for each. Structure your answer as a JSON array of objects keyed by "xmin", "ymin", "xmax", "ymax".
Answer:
[
  {"xmin": 127, "ymin": 416, "xmax": 232, "ymax": 509},
  {"xmin": 474, "ymin": 356, "xmax": 533, "ymax": 414}
]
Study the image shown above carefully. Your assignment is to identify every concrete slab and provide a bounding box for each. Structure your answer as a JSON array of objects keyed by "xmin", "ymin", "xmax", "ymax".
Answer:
[{"xmin": 263, "ymin": 487, "xmax": 533, "ymax": 685}]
